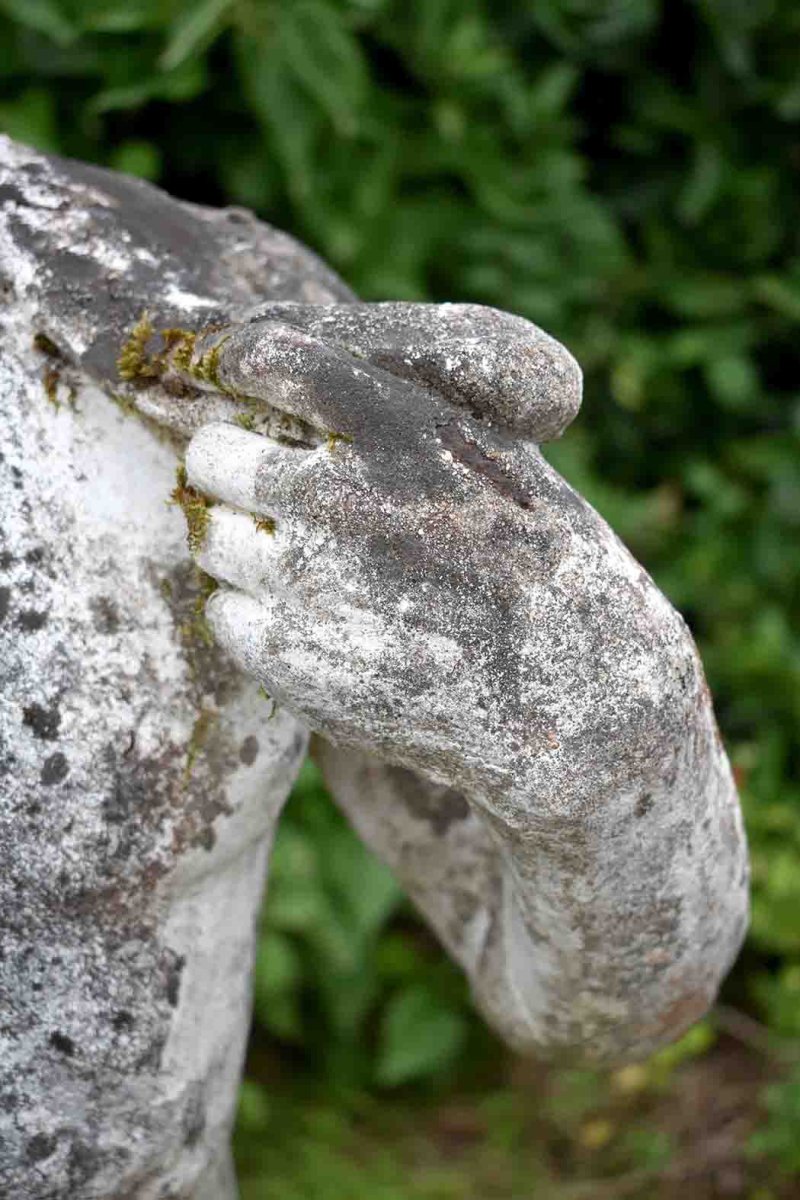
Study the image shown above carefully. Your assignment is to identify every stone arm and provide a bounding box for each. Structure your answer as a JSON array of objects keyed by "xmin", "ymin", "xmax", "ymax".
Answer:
[{"xmin": 175, "ymin": 307, "xmax": 749, "ymax": 1065}]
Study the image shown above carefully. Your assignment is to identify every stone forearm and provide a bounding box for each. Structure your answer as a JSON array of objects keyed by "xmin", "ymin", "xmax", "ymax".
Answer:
[
  {"xmin": 318, "ymin": 712, "xmax": 747, "ymax": 1065},
  {"xmin": 317, "ymin": 622, "xmax": 748, "ymax": 1066}
]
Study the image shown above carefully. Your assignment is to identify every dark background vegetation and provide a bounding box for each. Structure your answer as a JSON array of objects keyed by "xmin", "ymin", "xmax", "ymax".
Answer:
[{"xmin": 2, "ymin": 0, "xmax": 799, "ymax": 1194}]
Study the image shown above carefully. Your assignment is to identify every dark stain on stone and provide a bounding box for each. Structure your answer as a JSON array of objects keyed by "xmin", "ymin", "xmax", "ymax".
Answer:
[
  {"xmin": 103, "ymin": 777, "xmax": 132, "ymax": 826},
  {"xmin": 66, "ymin": 1136, "xmax": 106, "ymax": 1190},
  {"xmin": 6, "ymin": 151, "xmax": 252, "ymax": 380},
  {"xmin": 0, "ymin": 181, "xmax": 33, "ymax": 208},
  {"xmin": 90, "ymin": 594, "xmax": 120, "ymax": 634},
  {"xmin": 387, "ymin": 765, "xmax": 470, "ymax": 835},
  {"xmin": 0, "ymin": 585, "xmax": 10, "ymax": 622},
  {"xmin": 157, "ymin": 561, "xmax": 242, "ymax": 708},
  {"xmin": 635, "ymin": 792, "xmax": 654, "ymax": 818},
  {"xmin": 437, "ymin": 419, "xmax": 535, "ymax": 510},
  {"xmin": 49, "ymin": 1031, "xmax": 75, "ymax": 1057},
  {"xmin": 23, "ymin": 702, "xmax": 61, "ymax": 741},
  {"xmin": 112, "ymin": 1009, "xmax": 134, "ymax": 1032},
  {"xmin": 102, "ymin": 743, "xmax": 177, "ymax": 827},
  {"xmin": 25, "ymin": 1133, "xmax": 57, "ymax": 1163},
  {"xmin": 25, "ymin": 547, "xmax": 44, "ymax": 564},
  {"xmin": 195, "ymin": 826, "xmax": 216, "ymax": 852},
  {"xmin": 182, "ymin": 1083, "xmax": 206, "ymax": 1147},
  {"xmin": 96, "ymin": 731, "xmax": 234, "ymax": 889},
  {"xmin": 17, "ymin": 609, "xmax": 48, "ymax": 631},
  {"xmin": 0, "ymin": 551, "xmax": 14, "ymax": 570},
  {"xmin": 33, "ymin": 331, "xmax": 63, "ymax": 359},
  {"xmin": 165, "ymin": 952, "xmax": 186, "ymax": 1008},
  {"xmin": 719, "ymin": 804, "xmax": 740, "ymax": 860},
  {"xmin": 137, "ymin": 1029, "xmax": 169, "ymax": 1075},
  {"xmin": 41, "ymin": 751, "xmax": 69, "ymax": 786},
  {"xmin": 239, "ymin": 734, "xmax": 259, "ymax": 766}
]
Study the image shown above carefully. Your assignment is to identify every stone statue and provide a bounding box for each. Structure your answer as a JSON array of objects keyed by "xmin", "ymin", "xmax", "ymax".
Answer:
[{"xmin": 0, "ymin": 136, "xmax": 749, "ymax": 1198}]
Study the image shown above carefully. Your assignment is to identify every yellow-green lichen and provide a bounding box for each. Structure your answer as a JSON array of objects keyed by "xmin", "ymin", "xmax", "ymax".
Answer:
[
  {"xmin": 175, "ymin": 569, "xmax": 219, "ymax": 686},
  {"xmin": 170, "ymin": 464, "xmax": 212, "ymax": 554},
  {"xmin": 190, "ymin": 335, "xmax": 233, "ymax": 390},
  {"xmin": 117, "ymin": 312, "xmax": 161, "ymax": 381},
  {"xmin": 108, "ymin": 390, "xmax": 137, "ymax": 416},
  {"xmin": 193, "ymin": 344, "xmax": 220, "ymax": 384},
  {"xmin": 195, "ymin": 568, "xmax": 219, "ymax": 604},
  {"xmin": 326, "ymin": 431, "xmax": 353, "ymax": 453},
  {"xmin": 160, "ymin": 327, "xmax": 196, "ymax": 373},
  {"xmin": 190, "ymin": 569, "xmax": 219, "ymax": 644},
  {"xmin": 234, "ymin": 412, "xmax": 256, "ymax": 431},
  {"xmin": 185, "ymin": 706, "xmax": 216, "ymax": 778},
  {"xmin": 40, "ymin": 363, "xmax": 78, "ymax": 412},
  {"xmin": 43, "ymin": 366, "xmax": 61, "ymax": 409},
  {"xmin": 118, "ymin": 316, "xmax": 206, "ymax": 386}
]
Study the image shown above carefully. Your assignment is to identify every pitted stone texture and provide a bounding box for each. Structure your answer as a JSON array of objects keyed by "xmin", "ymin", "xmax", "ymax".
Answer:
[
  {"xmin": 239, "ymin": 300, "xmax": 583, "ymax": 440},
  {"xmin": 0, "ymin": 136, "xmax": 351, "ymax": 377},
  {"xmin": 0, "ymin": 356, "xmax": 306, "ymax": 1197}
]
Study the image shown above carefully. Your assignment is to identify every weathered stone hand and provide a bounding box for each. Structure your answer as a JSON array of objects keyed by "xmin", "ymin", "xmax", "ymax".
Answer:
[
  {"xmin": 186, "ymin": 305, "xmax": 681, "ymax": 821},
  {"xmin": 181, "ymin": 303, "xmax": 749, "ymax": 1061},
  {"xmin": 182, "ymin": 304, "xmax": 586, "ymax": 807}
]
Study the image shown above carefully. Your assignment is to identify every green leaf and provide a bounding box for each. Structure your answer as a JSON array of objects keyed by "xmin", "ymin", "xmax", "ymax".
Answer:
[
  {"xmin": 617, "ymin": 1128, "xmax": 675, "ymax": 1171},
  {"xmin": 236, "ymin": 1080, "xmax": 272, "ymax": 1134},
  {"xmin": 256, "ymin": 930, "xmax": 303, "ymax": 994},
  {"xmin": 253, "ymin": 931, "xmax": 304, "ymax": 1041},
  {"xmin": 0, "ymin": 87, "xmax": 57, "ymax": 151},
  {"xmin": 89, "ymin": 58, "xmax": 207, "ymax": 113},
  {"xmin": 528, "ymin": 61, "xmax": 579, "ymax": 119},
  {"xmin": 704, "ymin": 353, "xmax": 758, "ymax": 409},
  {"xmin": 160, "ymin": 0, "xmax": 235, "ymax": 71},
  {"xmin": 678, "ymin": 141, "xmax": 723, "ymax": 225},
  {"xmin": 279, "ymin": 0, "xmax": 368, "ymax": 135},
  {"xmin": 75, "ymin": 0, "xmax": 168, "ymax": 33},
  {"xmin": 750, "ymin": 1064, "xmax": 800, "ymax": 1175},
  {"xmin": 109, "ymin": 139, "xmax": 162, "ymax": 180},
  {"xmin": 753, "ymin": 274, "xmax": 800, "ymax": 322},
  {"xmin": 235, "ymin": 29, "xmax": 322, "ymax": 204},
  {"xmin": 0, "ymin": 0, "xmax": 75, "ymax": 45},
  {"xmin": 324, "ymin": 834, "xmax": 401, "ymax": 940},
  {"xmin": 375, "ymin": 986, "xmax": 466, "ymax": 1086}
]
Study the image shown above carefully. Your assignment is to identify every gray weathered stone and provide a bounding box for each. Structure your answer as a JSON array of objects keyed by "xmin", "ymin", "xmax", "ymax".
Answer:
[
  {"xmin": 0, "ymin": 135, "xmax": 340, "ymax": 1199},
  {"xmin": 0, "ymin": 135, "xmax": 748, "ymax": 1197}
]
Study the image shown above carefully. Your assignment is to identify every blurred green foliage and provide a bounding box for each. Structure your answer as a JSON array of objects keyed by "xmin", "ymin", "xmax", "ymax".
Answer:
[
  {"xmin": 2, "ymin": 0, "xmax": 799, "ymax": 1193},
  {"xmin": 252, "ymin": 760, "xmax": 472, "ymax": 1090},
  {"xmin": 750, "ymin": 1063, "xmax": 800, "ymax": 1176}
]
